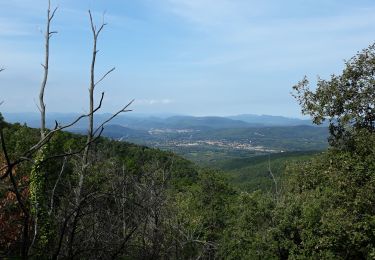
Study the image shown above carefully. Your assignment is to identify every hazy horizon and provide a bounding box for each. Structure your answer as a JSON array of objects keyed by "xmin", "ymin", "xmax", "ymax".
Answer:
[
  {"xmin": 2, "ymin": 111, "xmax": 311, "ymax": 120},
  {"xmin": 1, "ymin": 0, "xmax": 375, "ymax": 117}
]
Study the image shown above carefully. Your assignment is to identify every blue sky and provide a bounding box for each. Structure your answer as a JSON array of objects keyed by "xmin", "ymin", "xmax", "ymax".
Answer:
[{"xmin": 1, "ymin": 0, "xmax": 375, "ymax": 117}]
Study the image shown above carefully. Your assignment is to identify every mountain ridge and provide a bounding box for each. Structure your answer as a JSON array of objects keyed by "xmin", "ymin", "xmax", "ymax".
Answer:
[{"xmin": 3, "ymin": 112, "xmax": 315, "ymax": 130}]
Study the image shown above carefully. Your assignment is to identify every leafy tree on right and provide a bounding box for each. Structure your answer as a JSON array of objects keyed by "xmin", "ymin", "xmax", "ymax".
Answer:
[
  {"xmin": 220, "ymin": 43, "xmax": 375, "ymax": 259},
  {"xmin": 293, "ymin": 43, "xmax": 375, "ymax": 148},
  {"xmin": 275, "ymin": 43, "xmax": 375, "ymax": 258}
]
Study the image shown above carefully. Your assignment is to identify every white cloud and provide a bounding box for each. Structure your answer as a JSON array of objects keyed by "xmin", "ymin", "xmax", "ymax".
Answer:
[
  {"xmin": 156, "ymin": 0, "xmax": 375, "ymax": 72},
  {"xmin": 135, "ymin": 99, "xmax": 174, "ymax": 105}
]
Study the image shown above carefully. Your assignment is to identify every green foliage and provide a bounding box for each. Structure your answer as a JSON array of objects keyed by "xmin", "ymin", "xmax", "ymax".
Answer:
[
  {"xmin": 279, "ymin": 43, "xmax": 375, "ymax": 257},
  {"xmin": 215, "ymin": 131, "xmax": 375, "ymax": 259},
  {"xmin": 276, "ymin": 131, "xmax": 375, "ymax": 258},
  {"xmin": 30, "ymin": 146, "xmax": 47, "ymax": 216},
  {"xmin": 0, "ymin": 121, "xmax": 203, "ymax": 258},
  {"xmin": 2, "ymin": 41, "xmax": 375, "ymax": 258},
  {"xmin": 195, "ymin": 170, "xmax": 236, "ymax": 241},
  {"xmin": 172, "ymin": 169, "xmax": 237, "ymax": 258},
  {"xmin": 219, "ymin": 151, "xmax": 320, "ymax": 192},
  {"xmin": 1, "ymin": 123, "xmax": 39, "ymax": 160},
  {"xmin": 293, "ymin": 42, "xmax": 375, "ymax": 147},
  {"xmin": 215, "ymin": 43, "xmax": 375, "ymax": 259},
  {"xmin": 3, "ymin": 120, "xmax": 374, "ymax": 258},
  {"xmin": 219, "ymin": 191, "xmax": 276, "ymax": 259}
]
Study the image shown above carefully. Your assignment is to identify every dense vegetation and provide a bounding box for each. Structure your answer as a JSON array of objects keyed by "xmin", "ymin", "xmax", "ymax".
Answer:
[
  {"xmin": 2, "ymin": 120, "xmax": 374, "ymax": 259},
  {"xmin": 1, "ymin": 9, "xmax": 375, "ymax": 257},
  {"xmin": 218, "ymin": 151, "xmax": 320, "ymax": 192},
  {"xmin": 0, "ymin": 121, "xmax": 231, "ymax": 258}
]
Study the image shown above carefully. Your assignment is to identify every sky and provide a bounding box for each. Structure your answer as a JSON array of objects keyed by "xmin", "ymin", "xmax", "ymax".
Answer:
[{"xmin": 1, "ymin": 0, "xmax": 375, "ymax": 117}]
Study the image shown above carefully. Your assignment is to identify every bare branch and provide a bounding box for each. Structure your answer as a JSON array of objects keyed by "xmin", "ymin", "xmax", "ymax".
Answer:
[
  {"xmin": 96, "ymin": 23, "xmax": 106, "ymax": 37},
  {"xmin": 49, "ymin": 6, "xmax": 58, "ymax": 21},
  {"xmin": 34, "ymin": 98, "xmax": 42, "ymax": 113},
  {"xmin": 0, "ymin": 94, "xmax": 106, "ymax": 174},
  {"xmin": 39, "ymin": 0, "xmax": 58, "ymax": 139},
  {"xmin": 95, "ymin": 67, "xmax": 115, "ymax": 87},
  {"xmin": 8, "ymin": 169, "xmax": 28, "ymax": 215},
  {"xmin": 40, "ymin": 128, "xmax": 104, "ymax": 163},
  {"xmin": 0, "ymin": 129, "xmax": 29, "ymax": 217},
  {"xmin": 68, "ymin": 12, "xmax": 111, "ymax": 244},
  {"xmin": 111, "ymin": 226, "xmax": 139, "ymax": 259},
  {"xmin": 93, "ymin": 99, "xmax": 134, "ymax": 136},
  {"xmin": 27, "ymin": 93, "xmax": 104, "ymax": 154},
  {"xmin": 89, "ymin": 10, "xmax": 107, "ymax": 37},
  {"xmin": 1, "ymin": 137, "xmax": 32, "ymax": 259},
  {"xmin": 89, "ymin": 10, "xmax": 95, "ymax": 34},
  {"xmin": 49, "ymin": 31, "xmax": 58, "ymax": 38},
  {"xmin": 0, "ymin": 129, "xmax": 11, "ymax": 180},
  {"xmin": 29, "ymin": 211, "xmax": 39, "ymax": 253},
  {"xmin": 49, "ymin": 157, "xmax": 67, "ymax": 215}
]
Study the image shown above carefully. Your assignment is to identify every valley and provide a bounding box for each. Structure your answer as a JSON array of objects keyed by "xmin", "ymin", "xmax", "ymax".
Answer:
[
  {"xmin": 103, "ymin": 124, "xmax": 328, "ymax": 166},
  {"xmin": 3, "ymin": 112, "xmax": 328, "ymax": 167}
]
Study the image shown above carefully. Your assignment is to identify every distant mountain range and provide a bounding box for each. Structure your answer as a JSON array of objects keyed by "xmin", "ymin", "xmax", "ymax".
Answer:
[
  {"xmin": 2, "ymin": 112, "xmax": 315, "ymax": 131},
  {"xmin": 228, "ymin": 114, "xmax": 312, "ymax": 126},
  {"xmin": 2, "ymin": 112, "xmax": 328, "ymax": 154}
]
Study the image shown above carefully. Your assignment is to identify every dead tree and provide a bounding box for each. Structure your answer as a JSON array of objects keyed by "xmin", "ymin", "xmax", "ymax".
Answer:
[
  {"xmin": 39, "ymin": 0, "xmax": 57, "ymax": 139},
  {"xmin": 28, "ymin": 1, "xmax": 58, "ymax": 254},
  {"xmin": 67, "ymin": 11, "xmax": 113, "ymax": 255},
  {"xmin": 53, "ymin": 10, "xmax": 132, "ymax": 259},
  {"xmin": 76, "ymin": 11, "xmax": 115, "ymax": 203},
  {"xmin": 0, "ymin": 3, "xmax": 133, "ymax": 258}
]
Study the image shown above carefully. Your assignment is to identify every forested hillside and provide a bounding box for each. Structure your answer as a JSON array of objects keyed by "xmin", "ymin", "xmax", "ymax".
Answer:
[
  {"xmin": 1, "ymin": 1, "xmax": 375, "ymax": 258},
  {"xmin": 218, "ymin": 151, "xmax": 320, "ymax": 192},
  {"xmin": 0, "ymin": 120, "xmax": 233, "ymax": 258},
  {"xmin": 2, "ymin": 43, "xmax": 375, "ymax": 257},
  {"xmin": 2, "ymin": 112, "xmax": 375, "ymax": 259}
]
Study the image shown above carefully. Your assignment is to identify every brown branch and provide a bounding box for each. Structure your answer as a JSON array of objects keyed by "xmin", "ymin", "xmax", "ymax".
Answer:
[
  {"xmin": 0, "ymin": 101, "xmax": 104, "ymax": 173},
  {"xmin": 93, "ymin": 99, "xmax": 134, "ymax": 136},
  {"xmin": 53, "ymin": 209, "xmax": 72, "ymax": 259},
  {"xmin": 68, "ymin": 13, "xmax": 110, "ymax": 247},
  {"xmin": 49, "ymin": 6, "xmax": 58, "ymax": 22},
  {"xmin": 111, "ymin": 226, "xmax": 139, "ymax": 259},
  {"xmin": 0, "ymin": 129, "xmax": 11, "ymax": 167},
  {"xmin": 49, "ymin": 156, "xmax": 67, "ymax": 215},
  {"xmin": 87, "ymin": 9, "xmax": 107, "ymax": 141},
  {"xmin": 27, "ymin": 93, "xmax": 104, "ymax": 154},
  {"xmin": 95, "ymin": 67, "xmax": 115, "ymax": 87},
  {"xmin": 41, "ymin": 127, "xmax": 104, "ymax": 163},
  {"xmin": 89, "ymin": 10, "xmax": 107, "ymax": 40},
  {"xmin": 0, "ymin": 129, "xmax": 13, "ymax": 180},
  {"xmin": 0, "ymin": 130, "xmax": 30, "ymax": 258},
  {"xmin": 0, "ymin": 95, "xmax": 105, "ymax": 174}
]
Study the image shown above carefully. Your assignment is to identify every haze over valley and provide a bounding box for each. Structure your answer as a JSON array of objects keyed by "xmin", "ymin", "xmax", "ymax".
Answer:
[
  {"xmin": 3, "ymin": 112, "xmax": 328, "ymax": 166},
  {"xmin": 1, "ymin": 0, "xmax": 375, "ymax": 258}
]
